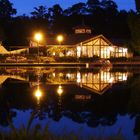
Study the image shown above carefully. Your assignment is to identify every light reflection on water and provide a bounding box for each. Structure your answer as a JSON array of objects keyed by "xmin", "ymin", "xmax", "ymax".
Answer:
[
  {"xmin": 0, "ymin": 66, "xmax": 140, "ymax": 139},
  {"xmin": 0, "ymin": 66, "xmax": 132, "ymax": 95}
]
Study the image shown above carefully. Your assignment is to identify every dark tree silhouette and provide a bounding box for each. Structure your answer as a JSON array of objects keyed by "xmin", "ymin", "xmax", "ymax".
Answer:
[
  {"xmin": 135, "ymin": 0, "xmax": 140, "ymax": 12},
  {"xmin": 48, "ymin": 4, "xmax": 63, "ymax": 21},
  {"xmin": 64, "ymin": 3, "xmax": 86, "ymax": 16},
  {"xmin": 31, "ymin": 5, "xmax": 48, "ymax": 19},
  {"xmin": 128, "ymin": 13, "xmax": 140, "ymax": 55},
  {"xmin": 0, "ymin": 0, "xmax": 138, "ymax": 52},
  {"xmin": 0, "ymin": 0, "xmax": 16, "ymax": 18}
]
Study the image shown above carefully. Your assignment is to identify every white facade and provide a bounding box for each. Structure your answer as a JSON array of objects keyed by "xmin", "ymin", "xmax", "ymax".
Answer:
[{"xmin": 76, "ymin": 35, "xmax": 129, "ymax": 59}]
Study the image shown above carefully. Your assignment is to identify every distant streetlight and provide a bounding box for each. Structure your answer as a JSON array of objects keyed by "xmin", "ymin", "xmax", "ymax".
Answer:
[
  {"xmin": 34, "ymin": 33, "xmax": 43, "ymax": 42},
  {"xmin": 34, "ymin": 86, "xmax": 42, "ymax": 104},
  {"xmin": 57, "ymin": 35, "xmax": 64, "ymax": 45},
  {"xmin": 34, "ymin": 33, "xmax": 43, "ymax": 63},
  {"xmin": 57, "ymin": 85, "xmax": 63, "ymax": 96}
]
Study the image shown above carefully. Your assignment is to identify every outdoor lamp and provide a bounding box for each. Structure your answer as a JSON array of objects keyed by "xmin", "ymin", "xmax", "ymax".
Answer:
[
  {"xmin": 34, "ymin": 33, "xmax": 43, "ymax": 42},
  {"xmin": 57, "ymin": 85, "xmax": 63, "ymax": 96},
  {"xmin": 57, "ymin": 35, "xmax": 64, "ymax": 44},
  {"xmin": 35, "ymin": 87, "xmax": 42, "ymax": 100}
]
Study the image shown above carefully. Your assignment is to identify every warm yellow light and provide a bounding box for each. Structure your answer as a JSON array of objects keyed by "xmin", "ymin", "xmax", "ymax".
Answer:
[
  {"xmin": 77, "ymin": 46, "xmax": 81, "ymax": 52},
  {"xmin": 66, "ymin": 73, "xmax": 71, "ymax": 78},
  {"xmin": 57, "ymin": 35, "xmax": 64, "ymax": 43},
  {"xmin": 34, "ymin": 33, "xmax": 43, "ymax": 42},
  {"xmin": 123, "ymin": 48, "xmax": 128, "ymax": 53},
  {"xmin": 77, "ymin": 72, "xmax": 81, "ymax": 83},
  {"xmin": 123, "ymin": 73, "xmax": 127, "ymax": 81},
  {"xmin": 109, "ymin": 46, "xmax": 114, "ymax": 52},
  {"xmin": 57, "ymin": 85, "xmax": 63, "ymax": 96},
  {"xmin": 109, "ymin": 77, "xmax": 114, "ymax": 83},
  {"xmin": 35, "ymin": 87, "xmax": 42, "ymax": 100},
  {"xmin": 77, "ymin": 46, "xmax": 81, "ymax": 58},
  {"xmin": 53, "ymin": 52, "xmax": 56, "ymax": 56}
]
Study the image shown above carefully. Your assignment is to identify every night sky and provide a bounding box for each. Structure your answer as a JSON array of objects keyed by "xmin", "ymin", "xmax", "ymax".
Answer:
[{"xmin": 10, "ymin": 0, "xmax": 136, "ymax": 15}]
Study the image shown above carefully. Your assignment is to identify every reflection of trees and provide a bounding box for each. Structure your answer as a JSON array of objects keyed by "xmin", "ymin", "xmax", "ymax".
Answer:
[
  {"xmin": 0, "ymin": 82, "xmax": 131, "ymax": 129},
  {"xmin": 0, "ymin": 102, "xmax": 16, "ymax": 127},
  {"xmin": 62, "ymin": 111, "xmax": 117, "ymax": 127},
  {"xmin": 128, "ymin": 75, "xmax": 140, "ymax": 136},
  {"xmin": 60, "ymin": 85, "xmax": 128, "ymax": 127},
  {"xmin": 128, "ymin": 75, "xmax": 140, "ymax": 113},
  {"xmin": 0, "ymin": 80, "xmax": 32, "ymax": 128},
  {"xmin": 2, "ymin": 71, "xmax": 140, "ymax": 140},
  {"xmin": 41, "ymin": 84, "xmax": 130, "ymax": 128},
  {"xmin": 134, "ymin": 115, "xmax": 140, "ymax": 136}
]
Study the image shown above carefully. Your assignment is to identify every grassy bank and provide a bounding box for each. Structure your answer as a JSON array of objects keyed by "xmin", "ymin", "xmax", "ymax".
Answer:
[{"xmin": 0, "ymin": 124, "xmax": 125, "ymax": 140}]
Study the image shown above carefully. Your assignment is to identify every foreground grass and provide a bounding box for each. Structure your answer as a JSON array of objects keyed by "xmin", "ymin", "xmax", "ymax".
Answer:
[
  {"xmin": 0, "ymin": 124, "xmax": 126, "ymax": 140},
  {"xmin": 0, "ymin": 111, "xmax": 126, "ymax": 140}
]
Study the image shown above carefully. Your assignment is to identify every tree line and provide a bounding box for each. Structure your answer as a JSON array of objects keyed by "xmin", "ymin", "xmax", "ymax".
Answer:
[{"xmin": 0, "ymin": 0, "xmax": 140, "ymax": 55}]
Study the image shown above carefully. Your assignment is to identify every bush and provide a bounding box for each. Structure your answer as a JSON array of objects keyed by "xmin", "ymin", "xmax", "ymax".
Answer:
[
  {"xmin": 79, "ymin": 56, "xmax": 100, "ymax": 62},
  {"xmin": 55, "ymin": 56, "xmax": 100, "ymax": 62},
  {"xmin": 55, "ymin": 56, "xmax": 78, "ymax": 62},
  {"xmin": 109, "ymin": 57, "xmax": 128, "ymax": 62}
]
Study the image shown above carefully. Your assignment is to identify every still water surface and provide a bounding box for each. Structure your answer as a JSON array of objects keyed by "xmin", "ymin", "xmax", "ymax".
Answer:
[{"xmin": 0, "ymin": 66, "xmax": 140, "ymax": 139}]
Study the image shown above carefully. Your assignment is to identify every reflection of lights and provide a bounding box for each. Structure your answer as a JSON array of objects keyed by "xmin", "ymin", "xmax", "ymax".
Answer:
[
  {"xmin": 116, "ymin": 73, "xmax": 128, "ymax": 81},
  {"xmin": 66, "ymin": 73, "xmax": 71, "ymax": 78},
  {"xmin": 35, "ymin": 87, "xmax": 42, "ymax": 100},
  {"xmin": 109, "ymin": 77, "xmax": 114, "ymax": 83},
  {"xmin": 86, "ymin": 63, "xmax": 89, "ymax": 68},
  {"xmin": 67, "ymin": 51, "xmax": 71, "ymax": 56},
  {"xmin": 57, "ymin": 85, "xmax": 63, "ymax": 96},
  {"xmin": 53, "ymin": 52, "xmax": 55, "ymax": 56},
  {"xmin": 101, "ymin": 71, "xmax": 110, "ymax": 82},
  {"xmin": 59, "ymin": 73, "xmax": 63, "ymax": 77},
  {"xmin": 77, "ymin": 72, "xmax": 81, "ymax": 83},
  {"xmin": 53, "ymin": 73, "xmax": 56, "ymax": 77}
]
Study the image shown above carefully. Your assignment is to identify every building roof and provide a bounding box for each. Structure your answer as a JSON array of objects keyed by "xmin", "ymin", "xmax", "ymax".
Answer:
[
  {"xmin": 32, "ymin": 33, "xmax": 126, "ymax": 47},
  {"xmin": 0, "ymin": 45, "xmax": 9, "ymax": 54},
  {"xmin": 46, "ymin": 34, "xmax": 95, "ymax": 45}
]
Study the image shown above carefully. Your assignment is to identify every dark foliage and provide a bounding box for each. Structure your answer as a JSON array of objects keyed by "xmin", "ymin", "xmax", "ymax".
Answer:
[{"xmin": 0, "ymin": 0, "xmax": 138, "ymax": 54}]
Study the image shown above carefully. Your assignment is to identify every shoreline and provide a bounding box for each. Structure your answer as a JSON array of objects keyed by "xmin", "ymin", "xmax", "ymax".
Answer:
[{"xmin": 0, "ymin": 62, "xmax": 140, "ymax": 67}]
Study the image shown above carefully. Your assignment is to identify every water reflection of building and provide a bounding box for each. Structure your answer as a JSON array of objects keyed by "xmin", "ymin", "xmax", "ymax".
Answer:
[
  {"xmin": 77, "ymin": 71, "xmax": 130, "ymax": 95},
  {"xmin": 0, "ymin": 67, "xmax": 132, "ymax": 95},
  {"xmin": 47, "ymin": 69, "xmax": 132, "ymax": 95}
]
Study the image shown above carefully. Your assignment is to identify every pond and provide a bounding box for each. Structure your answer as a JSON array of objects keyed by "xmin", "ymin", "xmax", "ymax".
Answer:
[{"xmin": 0, "ymin": 66, "xmax": 140, "ymax": 140}]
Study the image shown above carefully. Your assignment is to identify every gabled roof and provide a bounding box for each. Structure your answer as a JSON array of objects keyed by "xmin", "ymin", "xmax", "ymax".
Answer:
[
  {"xmin": 82, "ymin": 83, "xmax": 111, "ymax": 95},
  {"xmin": 80, "ymin": 34, "xmax": 113, "ymax": 45},
  {"xmin": 46, "ymin": 34, "xmax": 95, "ymax": 45},
  {"xmin": 0, "ymin": 45, "xmax": 9, "ymax": 54},
  {"xmin": 46, "ymin": 34, "xmax": 114, "ymax": 46}
]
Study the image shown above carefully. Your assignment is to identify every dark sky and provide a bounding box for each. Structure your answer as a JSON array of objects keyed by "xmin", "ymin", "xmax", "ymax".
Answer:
[{"xmin": 10, "ymin": 0, "xmax": 136, "ymax": 15}]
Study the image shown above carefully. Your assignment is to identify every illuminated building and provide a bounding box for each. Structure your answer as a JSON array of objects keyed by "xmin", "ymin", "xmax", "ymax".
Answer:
[{"xmin": 29, "ymin": 25, "xmax": 131, "ymax": 59}]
